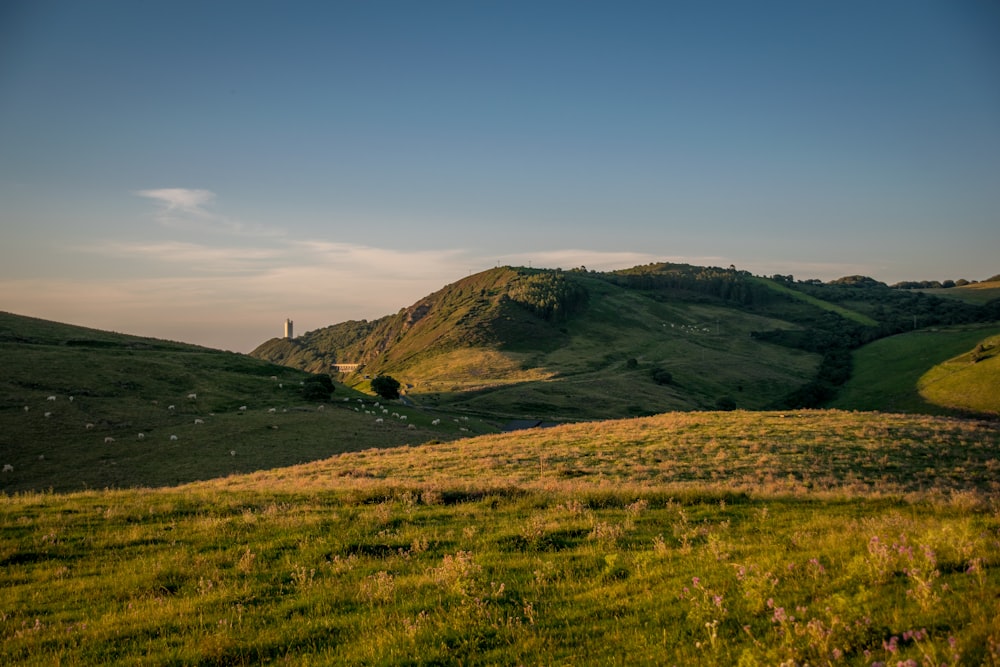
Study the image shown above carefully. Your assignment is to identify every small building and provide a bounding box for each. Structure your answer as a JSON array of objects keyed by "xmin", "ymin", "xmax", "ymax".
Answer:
[{"xmin": 284, "ymin": 319, "xmax": 294, "ymax": 339}]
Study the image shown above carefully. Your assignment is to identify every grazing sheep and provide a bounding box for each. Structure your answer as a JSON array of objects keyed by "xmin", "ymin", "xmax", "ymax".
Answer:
[
  {"xmin": 85, "ymin": 423, "xmax": 95, "ymax": 430},
  {"xmin": 68, "ymin": 396, "xmax": 74, "ymax": 402},
  {"xmin": 187, "ymin": 393, "xmax": 197, "ymax": 400},
  {"xmin": 400, "ymin": 415, "xmax": 408, "ymax": 421},
  {"xmin": 47, "ymin": 395, "xmax": 56, "ymax": 401},
  {"xmin": 343, "ymin": 397, "xmax": 350, "ymax": 402},
  {"xmin": 239, "ymin": 405, "xmax": 247, "ymax": 412},
  {"xmin": 268, "ymin": 408, "xmax": 277, "ymax": 413},
  {"xmin": 23, "ymin": 406, "xmax": 29, "ymax": 412},
  {"xmin": 375, "ymin": 417, "xmax": 383, "ymax": 424},
  {"xmin": 168, "ymin": 405, "xmax": 175, "ymax": 411},
  {"xmin": 194, "ymin": 418, "xmax": 204, "ymax": 424},
  {"xmin": 137, "ymin": 433, "xmax": 145, "ymax": 440},
  {"xmin": 170, "ymin": 435, "xmax": 178, "ymax": 441},
  {"xmin": 317, "ymin": 405, "xmax": 325, "ymax": 411},
  {"xmin": 44, "ymin": 412, "xmax": 52, "ymax": 418},
  {"xmin": 407, "ymin": 424, "xmax": 416, "ymax": 430},
  {"xmin": 270, "ymin": 375, "xmax": 278, "ymax": 381},
  {"xmin": 431, "ymin": 419, "xmax": 441, "ymax": 426},
  {"xmin": 279, "ymin": 383, "xmax": 283, "ymax": 388},
  {"xmin": 230, "ymin": 450, "xmax": 236, "ymax": 456},
  {"xmin": 104, "ymin": 437, "xmax": 115, "ymax": 444},
  {"xmin": 2, "ymin": 464, "xmax": 12, "ymax": 473}
]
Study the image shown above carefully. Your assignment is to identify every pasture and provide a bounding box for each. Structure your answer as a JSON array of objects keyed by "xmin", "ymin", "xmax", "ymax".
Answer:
[{"xmin": 3, "ymin": 410, "xmax": 999, "ymax": 665}]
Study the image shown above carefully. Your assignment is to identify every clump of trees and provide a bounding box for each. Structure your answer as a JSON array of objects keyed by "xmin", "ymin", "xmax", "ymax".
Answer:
[
  {"xmin": 506, "ymin": 272, "xmax": 589, "ymax": 322},
  {"xmin": 371, "ymin": 375, "xmax": 401, "ymax": 400}
]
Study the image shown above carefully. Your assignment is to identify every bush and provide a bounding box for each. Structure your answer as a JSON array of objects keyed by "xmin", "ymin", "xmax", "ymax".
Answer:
[
  {"xmin": 651, "ymin": 367, "xmax": 672, "ymax": 385},
  {"xmin": 301, "ymin": 374, "xmax": 335, "ymax": 401},
  {"xmin": 371, "ymin": 375, "xmax": 401, "ymax": 400}
]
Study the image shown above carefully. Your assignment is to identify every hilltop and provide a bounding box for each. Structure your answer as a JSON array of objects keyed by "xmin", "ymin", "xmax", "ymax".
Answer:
[{"xmin": 252, "ymin": 264, "xmax": 1000, "ymax": 420}]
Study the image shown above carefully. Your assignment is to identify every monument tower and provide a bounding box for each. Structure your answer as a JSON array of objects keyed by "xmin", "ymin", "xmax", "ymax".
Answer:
[{"xmin": 284, "ymin": 318, "xmax": 293, "ymax": 339}]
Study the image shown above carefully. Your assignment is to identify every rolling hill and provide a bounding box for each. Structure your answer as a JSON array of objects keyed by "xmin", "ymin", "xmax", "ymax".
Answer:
[{"xmin": 252, "ymin": 263, "xmax": 1000, "ymax": 420}]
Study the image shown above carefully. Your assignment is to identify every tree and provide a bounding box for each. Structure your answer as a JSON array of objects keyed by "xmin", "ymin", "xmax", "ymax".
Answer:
[
  {"xmin": 371, "ymin": 375, "xmax": 401, "ymax": 400},
  {"xmin": 651, "ymin": 367, "xmax": 673, "ymax": 385},
  {"xmin": 301, "ymin": 374, "xmax": 335, "ymax": 401}
]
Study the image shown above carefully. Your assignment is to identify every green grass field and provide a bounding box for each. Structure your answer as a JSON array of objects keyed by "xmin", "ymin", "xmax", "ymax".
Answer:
[
  {"xmin": 3, "ymin": 411, "xmax": 999, "ymax": 665},
  {"xmin": 829, "ymin": 323, "xmax": 1000, "ymax": 416},
  {"xmin": 920, "ymin": 280, "xmax": 1000, "ymax": 305}
]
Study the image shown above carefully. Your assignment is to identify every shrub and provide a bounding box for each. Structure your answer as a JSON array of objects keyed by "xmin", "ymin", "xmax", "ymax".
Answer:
[{"xmin": 371, "ymin": 375, "xmax": 401, "ymax": 400}]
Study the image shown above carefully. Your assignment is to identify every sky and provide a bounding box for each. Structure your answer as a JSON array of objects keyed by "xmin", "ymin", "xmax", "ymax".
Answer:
[{"xmin": 1, "ymin": 1, "xmax": 998, "ymax": 352}]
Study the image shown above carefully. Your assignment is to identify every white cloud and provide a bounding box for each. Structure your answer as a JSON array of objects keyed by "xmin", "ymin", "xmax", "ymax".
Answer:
[{"xmin": 135, "ymin": 188, "xmax": 216, "ymax": 216}]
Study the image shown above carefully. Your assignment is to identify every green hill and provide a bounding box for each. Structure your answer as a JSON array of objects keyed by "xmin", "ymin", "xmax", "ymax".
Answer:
[
  {"xmin": 252, "ymin": 264, "xmax": 999, "ymax": 419},
  {"xmin": 828, "ymin": 323, "xmax": 1000, "ymax": 417},
  {"xmin": 0, "ymin": 312, "xmax": 491, "ymax": 493}
]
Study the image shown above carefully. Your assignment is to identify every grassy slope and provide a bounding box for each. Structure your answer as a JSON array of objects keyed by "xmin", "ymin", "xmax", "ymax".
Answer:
[
  {"xmin": 918, "ymin": 332, "xmax": 1000, "ymax": 415},
  {"xmin": 0, "ymin": 312, "xmax": 494, "ymax": 493},
  {"xmin": 920, "ymin": 280, "xmax": 1000, "ymax": 305},
  {"xmin": 752, "ymin": 276, "xmax": 879, "ymax": 326},
  {"xmin": 828, "ymin": 323, "xmax": 1000, "ymax": 416},
  {"xmin": 3, "ymin": 410, "xmax": 999, "ymax": 665}
]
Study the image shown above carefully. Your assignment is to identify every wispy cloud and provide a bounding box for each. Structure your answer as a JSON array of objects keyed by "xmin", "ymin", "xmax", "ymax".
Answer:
[
  {"xmin": 135, "ymin": 188, "xmax": 216, "ymax": 216},
  {"xmin": 134, "ymin": 187, "xmax": 274, "ymax": 235}
]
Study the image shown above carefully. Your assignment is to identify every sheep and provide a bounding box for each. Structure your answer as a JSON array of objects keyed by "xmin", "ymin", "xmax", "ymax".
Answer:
[
  {"xmin": 278, "ymin": 383, "xmax": 283, "ymax": 388},
  {"xmin": 375, "ymin": 417, "xmax": 383, "ymax": 424},
  {"xmin": 382, "ymin": 408, "xmax": 389, "ymax": 414},
  {"xmin": 47, "ymin": 395, "xmax": 56, "ymax": 401},
  {"xmin": 23, "ymin": 406, "xmax": 29, "ymax": 412},
  {"xmin": 194, "ymin": 418, "xmax": 204, "ymax": 424},
  {"xmin": 230, "ymin": 450, "xmax": 236, "ymax": 456},
  {"xmin": 239, "ymin": 405, "xmax": 247, "ymax": 412},
  {"xmin": 407, "ymin": 424, "xmax": 416, "ymax": 430},
  {"xmin": 400, "ymin": 415, "xmax": 408, "ymax": 421},
  {"xmin": 431, "ymin": 419, "xmax": 441, "ymax": 426},
  {"xmin": 267, "ymin": 408, "xmax": 277, "ymax": 414},
  {"xmin": 168, "ymin": 405, "xmax": 175, "ymax": 411},
  {"xmin": 187, "ymin": 393, "xmax": 197, "ymax": 400},
  {"xmin": 137, "ymin": 433, "xmax": 145, "ymax": 440},
  {"xmin": 104, "ymin": 437, "xmax": 115, "ymax": 444},
  {"xmin": 317, "ymin": 405, "xmax": 325, "ymax": 411},
  {"xmin": 68, "ymin": 396, "xmax": 74, "ymax": 402},
  {"xmin": 85, "ymin": 423, "xmax": 95, "ymax": 430},
  {"xmin": 170, "ymin": 435, "xmax": 178, "ymax": 441},
  {"xmin": 2, "ymin": 464, "xmax": 12, "ymax": 473},
  {"xmin": 343, "ymin": 397, "xmax": 350, "ymax": 402},
  {"xmin": 270, "ymin": 375, "xmax": 278, "ymax": 381},
  {"xmin": 44, "ymin": 411, "xmax": 52, "ymax": 418}
]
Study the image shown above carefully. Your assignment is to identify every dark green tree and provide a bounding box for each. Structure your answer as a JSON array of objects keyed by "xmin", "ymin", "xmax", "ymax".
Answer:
[
  {"xmin": 301, "ymin": 374, "xmax": 335, "ymax": 401},
  {"xmin": 371, "ymin": 375, "xmax": 401, "ymax": 400}
]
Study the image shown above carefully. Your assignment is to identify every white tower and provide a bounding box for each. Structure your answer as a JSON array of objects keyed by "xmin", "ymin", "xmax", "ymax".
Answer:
[{"xmin": 284, "ymin": 318, "xmax": 293, "ymax": 339}]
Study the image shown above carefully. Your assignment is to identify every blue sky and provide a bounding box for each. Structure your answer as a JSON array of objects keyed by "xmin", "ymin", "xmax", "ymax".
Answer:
[{"xmin": 2, "ymin": 1, "xmax": 998, "ymax": 351}]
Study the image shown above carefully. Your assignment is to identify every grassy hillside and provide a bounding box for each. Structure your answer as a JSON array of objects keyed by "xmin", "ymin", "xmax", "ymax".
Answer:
[
  {"xmin": 920, "ymin": 279, "xmax": 1000, "ymax": 305},
  {"xmin": 253, "ymin": 264, "xmax": 1000, "ymax": 419},
  {"xmin": 0, "ymin": 312, "xmax": 494, "ymax": 493},
  {"xmin": 3, "ymin": 410, "xmax": 999, "ymax": 664},
  {"xmin": 918, "ymin": 332, "xmax": 1000, "ymax": 416},
  {"xmin": 828, "ymin": 323, "xmax": 1000, "ymax": 416}
]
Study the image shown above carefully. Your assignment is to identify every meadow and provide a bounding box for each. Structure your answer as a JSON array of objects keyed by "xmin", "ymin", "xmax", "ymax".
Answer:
[{"xmin": 3, "ymin": 410, "xmax": 999, "ymax": 665}]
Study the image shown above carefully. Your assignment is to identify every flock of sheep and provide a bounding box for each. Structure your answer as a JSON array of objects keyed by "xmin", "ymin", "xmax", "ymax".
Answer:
[{"xmin": 3, "ymin": 379, "xmax": 473, "ymax": 475}]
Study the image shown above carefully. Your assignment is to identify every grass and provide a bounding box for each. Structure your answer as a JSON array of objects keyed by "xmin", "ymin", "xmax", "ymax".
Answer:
[
  {"xmin": 752, "ymin": 277, "xmax": 880, "ymax": 326},
  {"xmin": 2, "ymin": 410, "xmax": 999, "ymax": 665},
  {"xmin": 829, "ymin": 323, "xmax": 1000, "ymax": 416},
  {"xmin": 0, "ymin": 312, "xmax": 495, "ymax": 493},
  {"xmin": 918, "ymin": 333, "xmax": 1000, "ymax": 415},
  {"xmin": 920, "ymin": 280, "xmax": 1000, "ymax": 305}
]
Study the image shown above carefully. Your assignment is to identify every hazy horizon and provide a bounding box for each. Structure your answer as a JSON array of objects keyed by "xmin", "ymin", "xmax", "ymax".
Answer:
[{"xmin": 2, "ymin": 1, "xmax": 998, "ymax": 352}]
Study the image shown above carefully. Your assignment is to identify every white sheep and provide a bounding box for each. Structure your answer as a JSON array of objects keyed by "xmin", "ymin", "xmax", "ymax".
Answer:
[
  {"xmin": 268, "ymin": 408, "xmax": 277, "ymax": 413},
  {"xmin": 47, "ymin": 395, "xmax": 56, "ymax": 401},
  {"xmin": 85, "ymin": 423, "xmax": 95, "ymax": 430},
  {"xmin": 317, "ymin": 405, "xmax": 325, "ymax": 411},
  {"xmin": 400, "ymin": 415, "xmax": 408, "ymax": 421},
  {"xmin": 431, "ymin": 419, "xmax": 441, "ymax": 426},
  {"xmin": 230, "ymin": 450, "xmax": 236, "ymax": 456},
  {"xmin": 23, "ymin": 406, "xmax": 29, "ymax": 412},
  {"xmin": 194, "ymin": 419, "xmax": 204, "ymax": 424},
  {"xmin": 68, "ymin": 396, "xmax": 74, "ymax": 402},
  {"xmin": 239, "ymin": 405, "xmax": 247, "ymax": 412},
  {"xmin": 170, "ymin": 435, "xmax": 178, "ymax": 441},
  {"xmin": 44, "ymin": 411, "xmax": 52, "ymax": 418},
  {"xmin": 104, "ymin": 437, "xmax": 115, "ymax": 444},
  {"xmin": 137, "ymin": 433, "xmax": 145, "ymax": 440},
  {"xmin": 407, "ymin": 424, "xmax": 416, "ymax": 430},
  {"xmin": 2, "ymin": 464, "xmax": 12, "ymax": 473},
  {"xmin": 270, "ymin": 375, "xmax": 278, "ymax": 381},
  {"xmin": 187, "ymin": 393, "xmax": 197, "ymax": 400},
  {"xmin": 375, "ymin": 417, "xmax": 383, "ymax": 424},
  {"xmin": 168, "ymin": 405, "xmax": 175, "ymax": 411}
]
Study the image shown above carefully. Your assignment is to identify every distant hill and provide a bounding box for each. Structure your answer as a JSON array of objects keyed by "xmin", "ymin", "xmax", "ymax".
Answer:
[{"xmin": 251, "ymin": 264, "xmax": 1000, "ymax": 420}]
